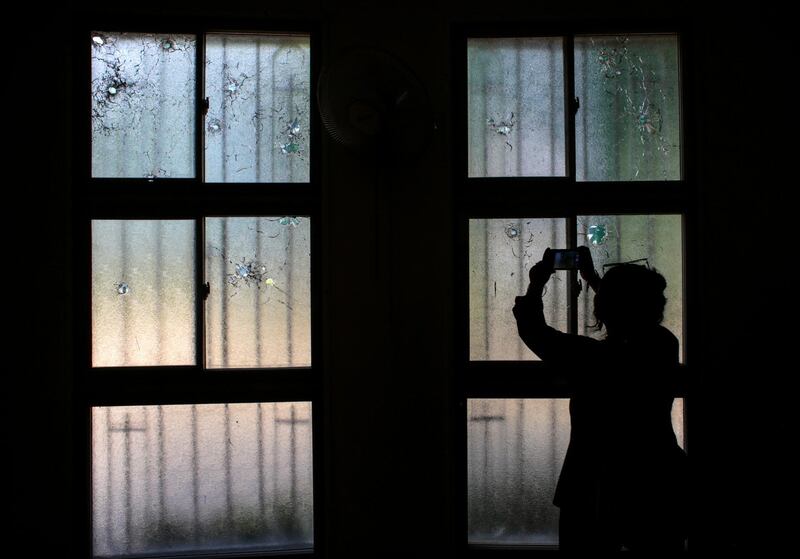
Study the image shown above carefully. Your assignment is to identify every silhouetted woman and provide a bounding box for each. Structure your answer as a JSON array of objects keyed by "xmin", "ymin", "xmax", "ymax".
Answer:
[{"xmin": 513, "ymin": 247, "xmax": 687, "ymax": 552}]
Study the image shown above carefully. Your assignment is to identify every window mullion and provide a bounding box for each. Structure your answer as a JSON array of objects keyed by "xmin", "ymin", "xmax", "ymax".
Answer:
[
  {"xmin": 566, "ymin": 214, "xmax": 578, "ymax": 335},
  {"xmin": 195, "ymin": 28, "xmax": 206, "ymax": 184},
  {"xmin": 564, "ymin": 34, "xmax": 577, "ymax": 183},
  {"xmin": 196, "ymin": 215, "xmax": 206, "ymax": 370}
]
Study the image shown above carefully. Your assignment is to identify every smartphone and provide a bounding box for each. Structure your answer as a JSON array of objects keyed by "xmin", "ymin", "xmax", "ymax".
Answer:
[{"xmin": 551, "ymin": 249, "xmax": 581, "ymax": 270}]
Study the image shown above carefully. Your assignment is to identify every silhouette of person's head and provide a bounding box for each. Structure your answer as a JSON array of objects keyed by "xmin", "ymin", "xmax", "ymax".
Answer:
[{"xmin": 594, "ymin": 264, "xmax": 667, "ymax": 336}]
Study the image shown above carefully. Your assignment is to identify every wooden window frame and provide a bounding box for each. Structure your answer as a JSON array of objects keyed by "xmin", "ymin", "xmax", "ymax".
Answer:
[
  {"xmin": 72, "ymin": 15, "xmax": 325, "ymax": 559},
  {"xmin": 451, "ymin": 19, "xmax": 697, "ymax": 554}
]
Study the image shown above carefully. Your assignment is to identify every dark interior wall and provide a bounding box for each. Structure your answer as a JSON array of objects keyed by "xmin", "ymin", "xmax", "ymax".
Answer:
[{"xmin": 27, "ymin": 1, "xmax": 777, "ymax": 555}]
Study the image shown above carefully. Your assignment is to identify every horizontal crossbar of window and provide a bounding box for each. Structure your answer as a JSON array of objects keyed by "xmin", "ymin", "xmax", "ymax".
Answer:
[
  {"xmin": 465, "ymin": 543, "xmax": 559, "ymax": 553},
  {"xmin": 78, "ymin": 198, "xmax": 321, "ymax": 220},
  {"xmin": 455, "ymin": 197, "xmax": 689, "ymax": 219},
  {"xmin": 84, "ymin": 368, "xmax": 321, "ymax": 407},
  {"xmin": 461, "ymin": 364, "xmax": 690, "ymax": 398},
  {"xmin": 453, "ymin": 20, "xmax": 688, "ymax": 38}
]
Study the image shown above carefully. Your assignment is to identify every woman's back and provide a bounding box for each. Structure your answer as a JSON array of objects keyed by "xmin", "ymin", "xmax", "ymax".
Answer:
[
  {"xmin": 556, "ymin": 324, "xmax": 683, "ymax": 503},
  {"xmin": 513, "ymin": 254, "xmax": 687, "ymax": 550}
]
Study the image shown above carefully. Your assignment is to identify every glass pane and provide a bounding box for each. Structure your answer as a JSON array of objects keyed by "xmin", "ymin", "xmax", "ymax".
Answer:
[
  {"xmin": 575, "ymin": 34, "xmax": 681, "ymax": 181},
  {"xmin": 205, "ymin": 34, "xmax": 311, "ymax": 183},
  {"xmin": 577, "ymin": 214, "xmax": 683, "ymax": 361},
  {"xmin": 470, "ymin": 218, "xmax": 568, "ymax": 360},
  {"xmin": 92, "ymin": 402, "xmax": 314, "ymax": 557},
  {"xmin": 468, "ymin": 38, "xmax": 566, "ymax": 177},
  {"xmin": 468, "ymin": 398, "xmax": 685, "ymax": 546},
  {"xmin": 468, "ymin": 399, "xmax": 570, "ymax": 545},
  {"xmin": 205, "ymin": 217, "xmax": 311, "ymax": 368},
  {"xmin": 672, "ymin": 397, "xmax": 685, "ymax": 449},
  {"xmin": 92, "ymin": 220, "xmax": 195, "ymax": 367},
  {"xmin": 91, "ymin": 32, "xmax": 196, "ymax": 178}
]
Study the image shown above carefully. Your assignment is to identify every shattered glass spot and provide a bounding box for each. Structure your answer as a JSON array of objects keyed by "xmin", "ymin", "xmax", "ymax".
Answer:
[
  {"xmin": 488, "ymin": 114, "xmax": 514, "ymax": 136},
  {"xmin": 500, "ymin": 221, "xmax": 541, "ymax": 260},
  {"xmin": 207, "ymin": 118, "xmax": 222, "ymax": 134},
  {"xmin": 117, "ymin": 282, "xmax": 130, "ymax": 295},
  {"xmin": 160, "ymin": 38, "xmax": 177, "ymax": 52},
  {"xmin": 228, "ymin": 259, "xmax": 269, "ymax": 288},
  {"xmin": 286, "ymin": 118, "xmax": 301, "ymax": 136},
  {"xmin": 275, "ymin": 106, "xmax": 308, "ymax": 159},
  {"xmin": 223, "ymin": 66, "xmax": 249, "ymax": 99},
  {"xmin": 586, "ymin": 224, "xmax": 608, "ymax": 245},
  {"xmin": 216, "ymin": 253, "xmax": 290, "ymax": 303},
  {"xmin": 487, "ymin": 113, "xmax": 515, "ymax": 151},
  {"xmin": 505, "ymin": 224, "xmax": 520, "ymax": 239},
  {"xmin": 92, "ymin": 33, "xmax": 113, "ymax": 47},
  {"xmin": 597, "ymin": 45, "xmax": 624, "ymax": 78},
  {"xmin": 279, "ymin": 216, "xmax": 301, "ymax": 227},
  {"xmin": 638, "ymin": 108, "xmax": 662, "ymax": 136},
  {"xmin": 280, "ymin": 142, "xmax": 301, "ymax": 155},
  {"xmin": 236, "ymin": 262, "xmax": 253, "ymax": 278},
  {"xmin": 144, "ymin": 168, "xmax": 167, "ymax": 181}
]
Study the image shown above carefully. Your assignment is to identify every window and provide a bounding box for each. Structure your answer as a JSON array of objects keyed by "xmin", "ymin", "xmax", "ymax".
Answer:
[
  {"xmin": 78, "ymin": 19, "xmax": 321, "ymax": 559},
  {"xmin": 92, "ymin": 403, "xmax": 313, "ymax": 556},
  {"xmin": 455, "ymin": 24, "xmax": 691, "ymax": 550}
]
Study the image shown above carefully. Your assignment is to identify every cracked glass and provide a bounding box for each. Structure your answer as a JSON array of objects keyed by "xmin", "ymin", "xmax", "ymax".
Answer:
[
  {"xmin": 91, "ymin": 220, "xmax": 196, "ymax": 367},
  {"xmin": 577, "ymin": 214, "xmax": 684, "ymax": 361},
  {"xmin": 205, "ymin": 217, "xmax": 311, "ymax": 368},
  {"xmin": 469, "ymin": 218, "xmax": 568, "ymax": 360},
  {"xmin": 575, "ymin": 34, "xmax": 681, "ymax": 181},
  {"xmin": 205, "ymin": 34, "xmax": 311, "ymax": 183},
  {"xmin": 91, "ymin": 32, "xmax": 196, "ymax": 179},
  {"xmin": 468, "ymin": 398, "xmax": 684, "ymax": 546},
  {"xmin": 92, "ymin": 402, "xmax": 314, "ymax": 557},
  {"xmin": 468, "ymin": 38, "xmax": 566, "ymax": 178}
]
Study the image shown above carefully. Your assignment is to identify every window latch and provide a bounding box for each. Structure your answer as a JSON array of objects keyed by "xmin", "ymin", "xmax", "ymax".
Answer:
[
  {"xmin": 202, "ymin": 282, "xmax": 210, "ymax": 301},
  {"xmin": 572, "ymin": 96, "xmax": 580, "ymax": 115},
  {"xmin": 202, "ymin": 97, "xmax": 210, "ymax": 116}
]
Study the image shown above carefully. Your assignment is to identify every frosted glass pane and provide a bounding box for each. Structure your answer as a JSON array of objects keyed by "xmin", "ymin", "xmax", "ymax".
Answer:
[
  {"xmin": 205, "ymin": 34, "xmax": 310, "ymax": 183},
  {"xmin": 468, "ymin": 398, "xmax": 684, "ymax": 546},
  {"xmin": 672, "ymin": 397, "xmax": 685, "ymax": 449},
  {"xmin": 577, "ymin": 214, "xmax": 683, "ymax": 361},
  {"xmin": 470, "ymin": 219, "xmax": 567, "ymax": 360},
  {"xmin": 468, "ymin": 399, "xmax": 570, "ymax": 545},
  {"xmin": 92, "ymin": 220, "xmax": 195, "ymax": 367},
  {"xmin": 92, "ymin": 402, "xmax": 314, "ymax": 557},
  {"xmin": 575, "ymin": 35, "xmax": 681, "ymax": 181},
  {"xmin": 468, "ymin": 38, "xmax": 566, "ymax": 177},
  {"xmin": 205, "ymin": 217, "xmax": 311, "ymax": 368},
  {"xmin": 91, "ymin": 32, "xmax": 196, "ymax": 178}
]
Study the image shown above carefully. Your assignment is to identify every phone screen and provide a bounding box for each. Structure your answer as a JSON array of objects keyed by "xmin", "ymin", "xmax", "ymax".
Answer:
[{"xmin": 552, "ymin": 249, "xmax": 580, "ymax": 270}]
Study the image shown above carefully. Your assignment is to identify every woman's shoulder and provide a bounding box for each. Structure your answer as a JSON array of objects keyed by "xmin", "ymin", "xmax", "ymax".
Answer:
[
  {"xmin": 654, "ymin": 325, "xmax": 680, "ymax": 346},
  {"xmin": 616, "ymin": 325, "xmax": 679, "ymax": 364},
  {"xmin": 645, "ymin": 325, "xmax": 680, "ymax": 363}
]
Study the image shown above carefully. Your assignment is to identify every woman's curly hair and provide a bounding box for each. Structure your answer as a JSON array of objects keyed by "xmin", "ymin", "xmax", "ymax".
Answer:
[{"xmin": 593, "ymin": 264, "xmax": 668, "ymax": 333}]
